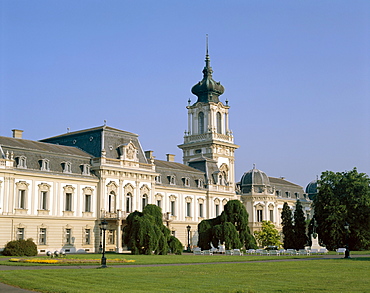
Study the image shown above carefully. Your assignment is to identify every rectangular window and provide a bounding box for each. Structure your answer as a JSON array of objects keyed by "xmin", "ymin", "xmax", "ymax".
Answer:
[
  {"xmin": 257, "ymin": 210, "xmax": 263, "ymax": 222},
  {"xmin": 85, "ymin": 229, "xmax": 91, "ymax": 245},
  {"xmin": 295, "ymin": 192, "xmax": 299, "ymax": 199},
  {"xmin": 17, "ymin": 228, "xmax": 24, "ymax": 240},
  {"xmin": 199, "ymin": 203, "xmax": 203, "ymax": 218},
  {"xmin": 186, "ymin": 202, "xmax": 191, "ymax": 217},
  {"xmin": 215, "ymin": 204, "xmax": 220, "ymax": 216},
  {"xmin": 40, "ymin": 191, "xmax": 48, "ymax": 210},
  {"xmin": 85, "ymin": 194, "xmax": 91, "ymax": 212},
  {"xmin": 65, "ymin": 229, "xmax": 72, "ymax": 244},
  {"xmin": 269, "ymin": 210, "xmax": 274, "ymax": 222},
  {"xmin": 65, "ymin": 193, "xmax": 72, "ymax": 211},
  {"xmin": 108, "ymin": 230, "xmax": 115, "ymax": 245},
  {"xmin": 19, "ymin": 190, "xmax": 26, "ymax": 209},
  {"xmin": 285, "ymin": 191, "xmax": 290, "ymax": 198},
  {"xmin": 39, "ymin": 228, "xmax": 46, "ymax": 245},
  {"xmin": 157, "ymin": 200, "xmax": 161, "ymax": 208},
  {"xmin": 170, "ymin": 201, "xmax": 176, "ymax": 216}
]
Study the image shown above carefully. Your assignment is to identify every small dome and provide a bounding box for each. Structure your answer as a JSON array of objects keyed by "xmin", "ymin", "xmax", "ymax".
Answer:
[
  {"xmin": 240, "ymin": 167, "xmax": 270, "ymax": 187},
  {"xmin": 306, "ymin": 180, "xmax": 318, "ymax": 200}
]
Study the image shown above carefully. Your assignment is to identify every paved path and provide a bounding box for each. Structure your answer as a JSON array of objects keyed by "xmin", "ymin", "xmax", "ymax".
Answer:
[{"xmin": 0, "ymin": 254, "xmax": 367, "ymax": 292}]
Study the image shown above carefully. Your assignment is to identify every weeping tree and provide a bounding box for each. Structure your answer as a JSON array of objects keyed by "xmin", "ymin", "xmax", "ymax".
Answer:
[
  {"xmin": 123, "ymin": 204, "xmax": 182, "ymax": 255},
  {"xmin": 198, "ymin": 200, "xmax": 257, "ymax": 250},
  {"xmin": 281, "ymin": 202, "xmax": 295, "ymax": 249}
]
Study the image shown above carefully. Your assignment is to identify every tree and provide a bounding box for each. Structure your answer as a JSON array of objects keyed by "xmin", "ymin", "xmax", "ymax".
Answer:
[
  {"xmin": 314, "ymin": 168, "xmax": 370, "ymax": 250},
  {"xmin": 293, "ymin": 200, "xmax": 308, "ymax": 250},
  {"xmin": 123, "ymin": 204, "xmax": 181, "ymax": 255},
  {"xmin": 281, "ymin": 202, "xmax": 295, "ymax": 249},
  {"xmin": 254, "ymin": 221, "xmax": 282, "ymax": 247},
  {"xmin": 198, "ymin": 200, "xmax": 257, "ymax": 250}
]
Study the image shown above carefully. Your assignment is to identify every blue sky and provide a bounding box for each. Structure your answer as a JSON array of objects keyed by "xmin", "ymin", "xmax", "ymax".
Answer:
[{"xmin": 1, "ymin": 0, "xmax": 369, "ymax": 187}]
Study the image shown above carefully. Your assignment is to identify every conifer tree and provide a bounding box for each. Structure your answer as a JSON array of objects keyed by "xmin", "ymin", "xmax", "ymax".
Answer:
[
  {"xmin": 293, "ymin": 200, "xmax": 308, "ymax": 249},
  {"xmin": 281, "ymin": 202, "xmax": 295, "ymax": 249}
]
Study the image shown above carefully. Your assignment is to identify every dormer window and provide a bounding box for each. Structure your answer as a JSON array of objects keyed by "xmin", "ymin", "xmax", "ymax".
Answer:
[
  {"xmin": 183, "ymin": 177, "xmax": 190, "ymax": 187},
  {"xmin": 62, "ymin": 162, "xmax": 72, "ymax": 173},
  {"xmin": 81, "ymin": 164, "xmax": 91, "ymax": 175},
  {"xmin": 155, "ymin": 176, "xmax": 162, "ymax": 184},
  {"xmin": 16, "ymin": 156, "xmax": 27, "ymax": 169},
  {"xmin": 295, "ymin": 192, "xmax": 299, "ymax": 199},
  {"xmin": 40, "ymin": 159, "xmax": 50, "ymax": 171},
  {"xmin": 196, "ymin": 179, "xmax": 204, "ymax": 188},
  {"xmin": 276, "ymin": 190, "xmax": 281, "ymax": 197},
  {"xmin": 169, "ymin": 175, "xmax": 176, "ymax": 185},
  {"xmin": 285, "ymin": 191, "xmax": 291, "ymax": 198}
]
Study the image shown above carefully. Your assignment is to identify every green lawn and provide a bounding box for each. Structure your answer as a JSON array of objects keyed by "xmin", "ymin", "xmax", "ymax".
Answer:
[{"xmin": 0, "ymin": 256, "xmax": 369, "ymax": 292}]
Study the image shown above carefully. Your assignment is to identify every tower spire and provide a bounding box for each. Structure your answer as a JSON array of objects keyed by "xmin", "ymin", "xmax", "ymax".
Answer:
[{"xmin": 204, "ymin": 34, "xmax": 211, "ymax": 75}]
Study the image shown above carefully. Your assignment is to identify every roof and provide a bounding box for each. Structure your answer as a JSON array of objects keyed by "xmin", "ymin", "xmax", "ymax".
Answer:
[
  {"xmin": 0, "ymin": 136, "xmax": 92, "ymax": 158},
  {"xmin": 269, "ymin": 177, "xmax": 302, "ymax": 188},
  {"xmin": 40, "ymin": 125, "xmax": 138, "ymax": 141},
  {"xmin": 154, "ymin": 159, "xmax": 204, "ymax": 173}
]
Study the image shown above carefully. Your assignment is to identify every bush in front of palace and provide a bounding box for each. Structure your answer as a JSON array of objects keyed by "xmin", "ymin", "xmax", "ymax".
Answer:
[
  {"xmin": 2, "ymin": 239, "xmax": 38, "ymax": 256},
  {"xmin": 198, "ymin": 200, "xmax": 257, "ymax": 250},
  {"xmin": 123, "ymin": 204, "xmax": 182, "ymax": 255}
]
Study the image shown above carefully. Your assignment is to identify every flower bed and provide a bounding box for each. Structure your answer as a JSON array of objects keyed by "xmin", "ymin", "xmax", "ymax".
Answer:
[{"xmin": 9, "ymin": 258, "xmax": 135, "ymax": 264}]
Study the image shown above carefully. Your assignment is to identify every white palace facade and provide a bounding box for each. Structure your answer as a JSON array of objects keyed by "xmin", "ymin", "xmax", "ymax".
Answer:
[{"xmin": 0, "ymin": 52, "xmax": 311, "ymax": 253}]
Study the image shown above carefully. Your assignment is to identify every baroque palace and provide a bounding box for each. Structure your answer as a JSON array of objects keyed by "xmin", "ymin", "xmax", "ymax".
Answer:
[{"xmin": 0, "ymin": 52, "xmax": 312, "ymax": 253}]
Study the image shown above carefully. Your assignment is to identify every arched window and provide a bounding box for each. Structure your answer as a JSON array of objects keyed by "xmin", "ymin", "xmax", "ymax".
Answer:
[
  {"xmin": 216, "ymin": 112, "xmax": 222, "ymax": 133},
  {"xmin": 126, "ymin": 193, "xmax": 132, "ymax": 213},
  {"xmin": 142, "ymin": 194, "xmax": 148, "ymax": 209},
  {"xmin": 198, "ymin": 112, "xmax": 204, "ymax": 134},
  {"xmin": 108, "ymin": 192, "xmax": 116, "ymax": 213}
]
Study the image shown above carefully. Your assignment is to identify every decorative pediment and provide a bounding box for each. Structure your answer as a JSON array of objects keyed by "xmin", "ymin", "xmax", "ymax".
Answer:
[
  {"xmin": 140, "ymin": 184, "xmax": 150, "ymax": 195},
  {"xmin": 118, "ymin": 141, "xmax": 138, "ymax": 162},
  {"xmin": 38, "ymin": 183, "xmax": 51, "ymax": 191},
  {"xmin": 197, "ymin": 198, "xmax": 205, "ymax": 204},
  {"xmin": 124, "ymin": 183, "xmax": 134, "ymax": 194},
  {"xmin": 155, "ymin": 193, "xmax": 163, "ymax": 200},
  {"xmin": 219, "ymin": 163, "xmax": 229, "ymax": 172},
  {"xmin": 222, "ymin": 199, "xmax": 228, "ymax": 205},
  {"xmin": 214, "ymin": 198, "xmax": 220, "ymax": 205},
  {"xmin": 63, "ymin": 185, "xmax": 75, "ymax": 193},
  {"xmin": 185, "ymin": 196, "xmax": 192, "ymax": 203},
  {"xmin": 106, "ymin": 181, "xmax": 118, "ymax": 193},
  {"xmin": 16, "ymin": 181, "xmax": 29, "ymax": 189},
  {"xmin": 82, "ymin": 187, "xmax": 94, "ymax": 194},
  {"xmin": 169, "ymin": 195, "xmax": 177, "ymax": 201}
]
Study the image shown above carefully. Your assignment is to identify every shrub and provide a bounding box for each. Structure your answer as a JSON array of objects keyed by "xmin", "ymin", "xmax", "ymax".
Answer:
[
  {"xmin": 2, "ymin": 238, "xmax": 38, "ymax": 256},
  {"xmin": 168, "ymin": 236, "xmax": 183, "ymax": 255}
]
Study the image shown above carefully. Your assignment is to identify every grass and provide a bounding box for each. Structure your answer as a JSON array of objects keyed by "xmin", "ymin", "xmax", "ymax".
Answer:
[
  {"xmin": 0, "ymin": 258, "xmax": 369, "ymax": 292},
  {"xmin": 0, "ymin": 252, "xmax": 369, "ymax": 292}
]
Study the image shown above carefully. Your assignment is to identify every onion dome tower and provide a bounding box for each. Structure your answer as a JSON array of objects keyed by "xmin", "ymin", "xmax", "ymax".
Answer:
[{"xmin": 178, "ymin": 36, "xmax": 239, "ymax": 189}]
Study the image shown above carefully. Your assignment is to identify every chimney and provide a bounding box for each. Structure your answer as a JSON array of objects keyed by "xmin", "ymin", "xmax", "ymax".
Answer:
[
  {"xmin": 12, "ymin": 129, "xmax": 23, "ymax": 139},
  {"xmin": 166, "ymin": 154, "xmax": 175, "ymax": 162},
  {"xmin": 145, "ymin": 150, "xmax": 154, "ymax": 159}
]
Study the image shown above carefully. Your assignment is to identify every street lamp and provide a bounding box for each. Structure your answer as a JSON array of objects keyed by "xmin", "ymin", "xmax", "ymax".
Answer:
[
  {"xmin": 344, "ymin": 222, "xmax": 350, "ymax": 259},
  {"xmin": 100, "ymin": 220, "xmax": 108, "ymax": 268},
  {"xmin": 186, "ymin": 225, "xmax": 191, "ymax": 252}
]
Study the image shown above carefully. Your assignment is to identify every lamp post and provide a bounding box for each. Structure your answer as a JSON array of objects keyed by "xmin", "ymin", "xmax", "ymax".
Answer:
[
  {"xmin": 100, "ymin": 220, "xmax": 108, "ymax": 268},
  {"xmin": 186, "ymin": 225, "xmax": 191, "ymax": 252},
  {"xmin": 344, "ymin": 222, "xmax": 350, "ymax": 259}
]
